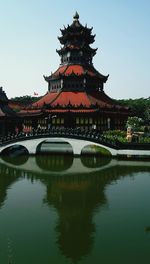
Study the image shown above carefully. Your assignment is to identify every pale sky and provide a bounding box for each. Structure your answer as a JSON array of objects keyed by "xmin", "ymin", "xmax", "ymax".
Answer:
[{"xmin": 0, "ymin": 0, "xmax": 150, "ymax": 99}]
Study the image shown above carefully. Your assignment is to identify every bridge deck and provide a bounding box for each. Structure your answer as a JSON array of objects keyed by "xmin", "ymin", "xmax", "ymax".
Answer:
[{"xmin": 0, "ymin": 129, "xmax": 150, "ymax": 156}]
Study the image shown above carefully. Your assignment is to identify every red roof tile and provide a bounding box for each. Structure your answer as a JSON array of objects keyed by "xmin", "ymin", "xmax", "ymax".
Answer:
[
  {"xmin": 66, "ymin": 65, "xmax": 95, "ymax": 76},
  {"xmin": 53, "ymin": 64, "xmax": 96, "ymax": 77},
  {"xmin": 53, "ymin": 65, "xmax": 68, "ymax": 76},
  {"xmin": 88, "ymin": 94, "xmax": 110, "ymax": 107},
  {"xmin": 29, "ymin": 90, "xmax": 118, "ymax": 110},
  {"xmin": 88, "ymin": 92, "xmax": 114, "ymax": 107},
  {"xmin": 32, "ymin": 92, "xmax": 59, "ymax": 108},
  {"xmin": 51, "ymin": 92, "xmax": 91, "ymax": 107}
]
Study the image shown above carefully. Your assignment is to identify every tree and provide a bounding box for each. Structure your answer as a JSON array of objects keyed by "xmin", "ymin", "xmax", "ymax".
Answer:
[
  {"xmin": 10, "ymin": 95, "xmax": 42, "ymax": 105},
  {"xmin": 116, "ymin": 97, "xmax": 150, "ymax": 122},
  {"xmin": 126, "ymin": 116, "xmax": 143, "ymax": 131}
]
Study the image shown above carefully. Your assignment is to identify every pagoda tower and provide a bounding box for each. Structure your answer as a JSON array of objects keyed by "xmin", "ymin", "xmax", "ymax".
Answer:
[
  {"xmin": 21, "ymin": 13, "xmax": 129, "ymax": 131},
  {"xmin": 44, "ymin": 12, "xmax": 108, "ymax": 94}
]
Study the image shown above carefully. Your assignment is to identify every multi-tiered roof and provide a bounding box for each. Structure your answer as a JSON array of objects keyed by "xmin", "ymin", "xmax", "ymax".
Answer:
[
  {"xmin": 19, "ymin": 13, "xmax": 129, "ymax": 126},
  {"xmin": 32, "ymin": 12, "xmax": 116, "ymax": 112}
]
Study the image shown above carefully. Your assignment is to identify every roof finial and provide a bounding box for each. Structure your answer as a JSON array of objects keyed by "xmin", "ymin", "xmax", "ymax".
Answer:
[{"xmin": 73, "ymin": 11, "xmax": 79, "ymax": 21}]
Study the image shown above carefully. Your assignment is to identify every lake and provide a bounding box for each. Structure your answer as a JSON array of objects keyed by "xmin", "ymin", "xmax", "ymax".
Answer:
[{"xmin": 0, "ymin": 155, "xmax": 150, "ymax": 264}]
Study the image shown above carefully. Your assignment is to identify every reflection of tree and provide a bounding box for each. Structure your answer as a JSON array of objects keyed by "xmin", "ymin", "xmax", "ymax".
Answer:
[{"xmin": 0, "ymin": 164, "xmax": 20, "ymax": 208}]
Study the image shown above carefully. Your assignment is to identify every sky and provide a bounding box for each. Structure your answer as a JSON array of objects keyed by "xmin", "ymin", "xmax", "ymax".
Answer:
[{"xmin": 0, "ymin": 0, "xmax": 150, "ymax": 99}]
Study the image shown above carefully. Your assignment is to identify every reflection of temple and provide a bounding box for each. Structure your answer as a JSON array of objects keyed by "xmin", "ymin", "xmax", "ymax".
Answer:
[
  {"xmin": 42, "ymin": 164, "xmax": 108, "ymax": 261},
  {"xmin": 36, "ymin": 155, "xmax": 74, "ymax": 172},
  {"xmin": 0, "ymin": 156, "xmax": 150, "ymax": 262},
  {"xmin": 36, "ymin": 156, "xmax": 150, "ymax": 262}
]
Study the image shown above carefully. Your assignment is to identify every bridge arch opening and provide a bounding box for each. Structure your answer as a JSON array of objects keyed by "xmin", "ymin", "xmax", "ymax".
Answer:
[
  {"xmin": 36, "ymin": 139, "xmax": 73, "ymax": 155},
  {"xmin": 1, "ymin": 144, "xmax": 29, "ymax": 158},
  {"xmin": 81, "ymin": 144, "xmax": 112, "ymax": 157}
]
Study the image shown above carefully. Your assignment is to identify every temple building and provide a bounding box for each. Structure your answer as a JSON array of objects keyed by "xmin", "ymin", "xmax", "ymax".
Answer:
[{"xmin": 19, "ymin": 12, "xmax": 129, "ymax": 132}]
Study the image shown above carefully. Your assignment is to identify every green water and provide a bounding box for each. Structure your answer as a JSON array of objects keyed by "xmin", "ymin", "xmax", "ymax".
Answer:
[{"xmin": 0, "ymin": 155, "xmax": 150, "ymax": 264}]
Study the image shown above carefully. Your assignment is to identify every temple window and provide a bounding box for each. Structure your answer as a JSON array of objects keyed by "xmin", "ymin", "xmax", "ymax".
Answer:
[
  {"xmin": 76, "ymin": 117, "xmax": 79, "ymax": 124},
  {"xmin": 52, "ymin": 118, "xmax": 56, "ymax": 124},
  {"xmin": 67, "ymin": 51, "xmax": 70, "ymax": 58},
  {"xmin": 56, "ymin": 118, "xmax": 60, "ymax": 124},
  {"xmin": 80, "ymin": 118, "xmax": 84, "ymax": 124},
  {"xmin": 89, "ymin": 118, "xmax": 93, "ymax": 124},
  {"xmin": 85, "ymin": 118, "xmax": 88, "ymax": 124},
  {"xmin": 61, "ymin": 118, "xmax": 64, "ymax": 124}
]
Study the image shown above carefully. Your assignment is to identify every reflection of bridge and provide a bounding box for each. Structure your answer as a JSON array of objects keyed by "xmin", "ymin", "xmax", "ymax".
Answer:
[
  {"xmin": 0, "ymin": 155, "xmax": 150, "ymax": 176},
  {"xmin": 0, "ymin": 156, "xmax": 114, "ymax": 175},
  {"xmin": 0, "ymin": 129, "xmax": 150, "ymax": 156}
]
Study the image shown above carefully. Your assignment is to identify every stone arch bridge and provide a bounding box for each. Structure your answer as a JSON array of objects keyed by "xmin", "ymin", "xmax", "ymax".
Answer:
[
  {"xmin": 0, "ymin": 135, "xmax": 117, "ymax": 156},
  {"xmin": 0, "ymin": 129, "xmax": 150, "ymax": 157}
]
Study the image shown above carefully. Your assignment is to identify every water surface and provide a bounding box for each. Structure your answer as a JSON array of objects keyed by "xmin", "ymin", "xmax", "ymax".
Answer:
[{"xmin": 0, "ymin": 155, "xmax": 150, "ymax": 264}]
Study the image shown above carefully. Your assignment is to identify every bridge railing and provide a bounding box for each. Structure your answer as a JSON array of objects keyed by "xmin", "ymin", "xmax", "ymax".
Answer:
[
  {"xmin": 0, "ymin": 128, "xmax": 150, "ymax": 150},
  {"xmin": 0, "ymin": 128, "xmax": 120, "ymax": 149}
]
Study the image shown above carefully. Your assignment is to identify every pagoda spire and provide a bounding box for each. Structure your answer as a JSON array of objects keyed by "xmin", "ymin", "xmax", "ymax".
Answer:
[{"xmin": 73, "ymin": 11, "xmax": 79, "ymax": 21}]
